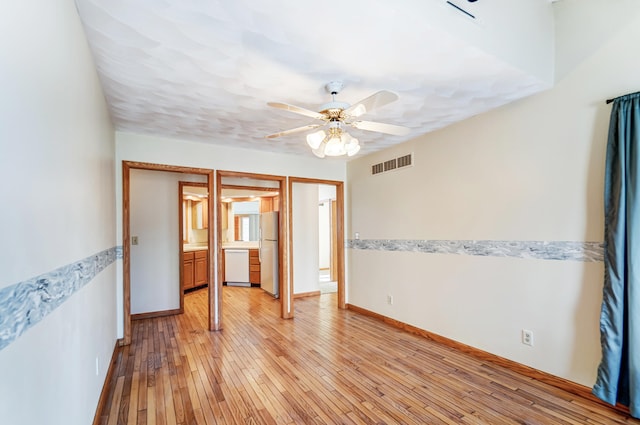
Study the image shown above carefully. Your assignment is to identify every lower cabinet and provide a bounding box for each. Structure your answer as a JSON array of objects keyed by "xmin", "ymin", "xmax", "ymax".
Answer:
[
  {"xmin": 183, "ymin": 250, "xmax": 208, "ymax": 292},
  {"xmin": 249, "ymin": 249, "xmax": 260, "ymax": 284},
  {"xmin": 183, "ymin": 252, "xmax": 195, "ymax": 290},
  {"xmin": 194, "ymin": 250, "xmax": 208, "ymax": 286}
]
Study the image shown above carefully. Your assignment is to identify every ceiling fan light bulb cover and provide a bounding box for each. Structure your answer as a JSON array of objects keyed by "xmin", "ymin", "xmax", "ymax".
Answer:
[
  {"xmin": 324, "ymin": 136, "xmax": 347, "ymax": 156},
  {"xmin": 306, "ymin": 130, "xmax": 326, "ymax": 149},
  {"xmin": 345, "ymin": 136, "xmax": 359, "ymax": 148},
  {"xmin": 347, "ymin": 142, "xmax": 361, "ymax": 157},
  {"xmin": 312, "ymin": 143, "xmax": 326, "ymax": 158}
]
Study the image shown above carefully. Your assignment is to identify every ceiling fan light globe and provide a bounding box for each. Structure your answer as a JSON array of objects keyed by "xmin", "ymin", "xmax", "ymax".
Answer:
[
  {"xmin": 312, "ymin": 149, "xmax": 325, "ymax": 158},
  {"xmin": 312, "ymin": 145, "xmax": 326, "ymax": 158},
  {"xmin": 347, "ymin": 143, "xmax": 361, "ymax": 157},
  {"xmin": 306, "ymin": 130, "xmax": 326, "ymax": 149},
  {"xmin": 345, "ymin": 136, "xmax": 359, "ymax": 148},
  {"xmin": 324, "ymin": 136, "xmax": 347, "ymax": 156}
]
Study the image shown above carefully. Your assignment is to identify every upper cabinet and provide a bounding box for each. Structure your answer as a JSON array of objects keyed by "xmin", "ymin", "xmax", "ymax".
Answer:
[
  {"xmin": 260, "ymin": 196, "xmax": 279, "ymax": 213},
  {"xmin": 189, "ymin": 197, "xmax": 208, "ymax": 229},
  {"xmin": 182, "ymin": 184, "xmax": 209, "ymax": 244}
]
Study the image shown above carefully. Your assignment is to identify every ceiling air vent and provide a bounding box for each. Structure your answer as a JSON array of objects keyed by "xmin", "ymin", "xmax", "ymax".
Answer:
[{"xmin": 371, "ymin": 153, "xmax": 414, "ymax": 176}]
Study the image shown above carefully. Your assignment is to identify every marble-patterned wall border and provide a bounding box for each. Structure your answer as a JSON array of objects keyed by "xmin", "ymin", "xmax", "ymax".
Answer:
[
  {"xmin": 347, "ymin": 240, "xmax": 604, "ymax": 262},
  {"xmin": 0, "ymin": 246, "xmax": 122, "ymax": 352}
]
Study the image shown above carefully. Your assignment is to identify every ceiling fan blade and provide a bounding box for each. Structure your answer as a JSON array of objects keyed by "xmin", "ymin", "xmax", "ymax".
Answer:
[
  {"xmin": 265, "ymin": 124, "xmax": 322, "ymax": 139},
  {"xmin": 350, "ymin": 120, "xmax": 410, "ymax": 136},
  {"xmin": 267, "ymin": 102, "xmax": 325, "ymax": 120},
  {"xmin": 344, "ymin": 90, "xmax": 399, "ymax": 117}
]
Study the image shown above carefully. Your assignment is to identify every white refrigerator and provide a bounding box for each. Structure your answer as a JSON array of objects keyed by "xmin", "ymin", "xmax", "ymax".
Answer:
[{"xmin": 259, "ymin": 211, "xmax": 279, "ymax": 298}]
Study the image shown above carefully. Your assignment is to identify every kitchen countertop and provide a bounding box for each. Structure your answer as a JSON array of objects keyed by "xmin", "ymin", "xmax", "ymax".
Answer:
[
  {"xmin": 222, "ymin": 241, "xmax": 259, "ymax": 250},
  {"xmin": 184, "ymin": 242, "xmax": 260, "ymax": 251},
  {"xmin": 183, "ymin": 243, "xmax": 209, "ymax": 252}
]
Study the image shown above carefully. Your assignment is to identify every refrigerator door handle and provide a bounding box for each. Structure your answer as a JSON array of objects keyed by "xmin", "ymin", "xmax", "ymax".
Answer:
[{"xmin": 258, "ymin": 230, "xmax": 262, "ymax": 263}]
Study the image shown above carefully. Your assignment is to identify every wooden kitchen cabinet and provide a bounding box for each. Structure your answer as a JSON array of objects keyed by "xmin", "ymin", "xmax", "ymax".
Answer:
[
  {"xmin": 249, "ymin": 248, "xmax": 260, "ymax": 285},
  {"xmin": 194, "ymin": 250, "xmax": 208, "ymax": 286},
  {"xmin": 259, "ymin": 196, "xmax": 280, "ymax": 213},
  {"xmin": 182, "ymin": 252, "xmax": 195, "ymax": 291},
  {"xmin": 182, "ymin": 250, "xmax": 208, "ymax": 292}
]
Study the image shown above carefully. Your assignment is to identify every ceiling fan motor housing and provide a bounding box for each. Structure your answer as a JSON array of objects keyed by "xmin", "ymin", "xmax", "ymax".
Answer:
[
  {"xmin": 320, "ymin": 81, "xmax": 350, "ymax": 113},
  {"xmin": 325, "ymin": 81, "xmax": 344, "ymax": 95}
]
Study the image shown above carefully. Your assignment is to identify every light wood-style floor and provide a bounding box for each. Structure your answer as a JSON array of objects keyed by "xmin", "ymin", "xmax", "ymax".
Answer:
[{"xmin": 97, "ymin": 286, "xmax": 638, "ymax": 424}]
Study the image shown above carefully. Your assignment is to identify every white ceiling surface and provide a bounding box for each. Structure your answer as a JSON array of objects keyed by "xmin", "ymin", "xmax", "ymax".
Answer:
[{"xmin": 76, "ymin": 1, "xmax": 550, "ymax": 159}]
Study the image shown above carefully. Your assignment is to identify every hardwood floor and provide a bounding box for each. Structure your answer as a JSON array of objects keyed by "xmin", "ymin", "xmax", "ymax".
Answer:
[{"xmin": 96, "ymin": 286, "xmax": 638, "ymax": 424}]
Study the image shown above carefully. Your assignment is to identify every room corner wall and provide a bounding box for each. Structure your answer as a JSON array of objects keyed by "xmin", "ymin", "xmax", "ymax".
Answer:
[
  {"xmin": 0, "ymin": 1, "xmax": 117, "ymax": 424},
  {"xmin": 345, "ymin": 3, "xmax": 640, "ymax": 387}
]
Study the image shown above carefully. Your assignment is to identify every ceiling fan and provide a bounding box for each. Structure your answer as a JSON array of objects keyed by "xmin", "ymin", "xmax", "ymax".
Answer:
[{"xmin": 266, "ymin": 81, "xmax": 410, "ymax": 158}]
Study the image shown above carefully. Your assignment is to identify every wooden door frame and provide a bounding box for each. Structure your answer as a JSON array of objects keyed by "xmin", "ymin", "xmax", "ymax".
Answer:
[
  {"xmin": 288, "ymin": 177, "xmax": 345, "ymax": 311},
  {"xmin": 122, "ymin": 161, "xmax": 215, "ymax": 346},
  {"xmin": 216, "ymin": 170, "xmax": 292, "ymax": 319},
  {"xmin": 330, "ymin": 200, "xmax": 338, "ymax": 282}
]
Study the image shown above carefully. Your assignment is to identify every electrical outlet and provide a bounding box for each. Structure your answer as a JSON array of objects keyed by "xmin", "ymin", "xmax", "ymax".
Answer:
[
  {"xmin": 355, "ymin": 232, "xmax": 360, "ymax": 240},
  {"xmin": 387, "ymin": 295, "xmax": 393, "ymax": 305},
  {"xmin": 95, "ymin": 357, "xmax": 100, "ymax": 376},
  {"xmin": 522, "ymin": 329, "xmax": 534, "ymax": 346},
  {"xmin": 131, "ymin": 236, "xmax": 138, "ymax": 245}
]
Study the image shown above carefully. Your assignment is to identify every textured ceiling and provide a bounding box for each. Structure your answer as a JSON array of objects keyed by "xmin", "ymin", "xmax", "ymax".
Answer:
[{"xmin": 76, "ymin": 1, "xmax": 549, "ymax": 159}]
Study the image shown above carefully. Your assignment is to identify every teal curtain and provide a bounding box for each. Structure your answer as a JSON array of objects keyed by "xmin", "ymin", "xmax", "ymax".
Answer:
[{"xmin": 593, "ymin": 92, "xmax": 640, "ymax": 418}]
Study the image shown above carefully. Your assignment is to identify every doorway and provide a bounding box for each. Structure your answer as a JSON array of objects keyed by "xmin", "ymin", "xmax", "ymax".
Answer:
[
  {"xmin": 216, "ymin": 170, "xmax": 291, "ymax": 318},
  {"xmin": 122, "ymin": 161, "xmax": 215, "ymax": 346},
  {"xmin": 288, "ymin": 177, "xmax": 345, "ymax": 311},
  {"xmin": 179, "ymin": 181, "xmax": 210, "ymax": 310},
  {"xmin": 318, "ymin": 187, "xmax": 338, "ymax": 294},
  {"xmin": 128, "ymin": 171, "xmax": 208, "ymax": 320}
]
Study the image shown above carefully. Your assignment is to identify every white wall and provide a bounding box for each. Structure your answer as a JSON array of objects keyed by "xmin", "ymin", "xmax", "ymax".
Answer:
[
  {"xmin": 130, "ymin": 170, "xmax": 206, "ymax": 314},
  {"xmin": 554, "ymin": 0, "xmax": 640, "ymax": 81},
  {"xmin": 0, "ymin": 0, "xmax": 117, "ymax": 424},
  {"xmin": 346, "ymin": 1, "xmax": 640, "ymax": 387},
  {"xmin": 292, "ymin": 183, "xmax": 320, "ymax": 295}
]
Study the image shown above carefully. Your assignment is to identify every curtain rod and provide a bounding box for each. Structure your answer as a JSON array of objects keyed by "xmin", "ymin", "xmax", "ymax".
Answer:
[{"xmin": 606, "ymin": 90, "xmax": 640, "ymax": 104}]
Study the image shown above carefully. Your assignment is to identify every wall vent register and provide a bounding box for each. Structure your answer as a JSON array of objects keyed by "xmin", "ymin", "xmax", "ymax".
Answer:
[
  {"xmin": 371, "ymin": 163, "xmax": 384, "ymax": 175},
  {"xmin": 371, "ymin": 153, "xmax": 413, "ymax": 176},
  {"xmin": 384, "ymin": 158, "xmax": 397, "ymax": 172}
]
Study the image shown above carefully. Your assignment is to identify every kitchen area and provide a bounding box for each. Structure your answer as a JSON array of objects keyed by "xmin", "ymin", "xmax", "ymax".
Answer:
[
  {"xmin": 219, "ymin": 180, "xmax": 280, "ymax": 298},
  {"xmin": 180, "ymin": 178, "xmax": 280, "ymax": 298},
  {"xmin": 181, "ymin": 183, "xmax": 210, "ymax": 292}
]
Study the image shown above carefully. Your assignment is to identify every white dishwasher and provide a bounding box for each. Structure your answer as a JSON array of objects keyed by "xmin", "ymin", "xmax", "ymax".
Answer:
[{"xmin": 224, "ymin": 249, "xmax": 250, "ymax": 286}]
